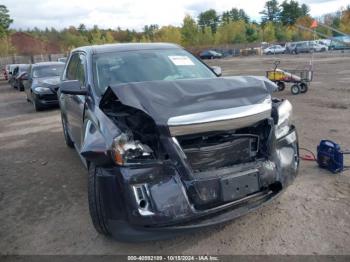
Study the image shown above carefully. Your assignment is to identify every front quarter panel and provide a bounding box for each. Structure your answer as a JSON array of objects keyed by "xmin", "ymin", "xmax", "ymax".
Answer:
[{"xmin": 80, "ymin": 101, "xmax": 121, "ymax": 167}]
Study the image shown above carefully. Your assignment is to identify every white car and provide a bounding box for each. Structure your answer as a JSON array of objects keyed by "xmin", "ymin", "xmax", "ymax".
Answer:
[
  {"xmin": 311, "ymin": 42, "xmax": 328, "ymax": 52},
  {"xmin": 263, "ymin": 45, "xmax": 286, "ymax": 55}
]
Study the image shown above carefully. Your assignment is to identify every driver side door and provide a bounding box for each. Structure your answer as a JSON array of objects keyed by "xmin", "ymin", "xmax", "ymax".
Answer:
[{"xmin": 63, "ymin": 53, "xmax": 87, "ymax": 150}]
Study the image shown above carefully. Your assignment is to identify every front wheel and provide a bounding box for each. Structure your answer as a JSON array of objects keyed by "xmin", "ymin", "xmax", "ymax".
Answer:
[
  {"xmin": 33, "ymin": 98, "xmax": 43, "ymax": 112},
  {"xmin": 88, "ymin": 163, "xmax": 111, "ymax": 236},
  {"xmin": 291, "ymin": 84, "xmax": 301, "ymax": 95},
  {"xmin": 299, "ymin": 82, "xmax": 308, "ymax": 93},
  {"xmin": 61, "ymin": 114, "xmax": 74, "ymax": 148}
]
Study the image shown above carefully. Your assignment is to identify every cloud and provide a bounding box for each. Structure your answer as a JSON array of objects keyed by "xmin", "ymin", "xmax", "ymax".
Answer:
[{"xmin": 2, "ymin": 0, "xmax": 348, "ymax": 30}]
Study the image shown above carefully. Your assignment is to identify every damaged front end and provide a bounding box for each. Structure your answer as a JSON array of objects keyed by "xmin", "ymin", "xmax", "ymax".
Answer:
[{"xmin": 94, "ymin": 77, "xmax": 299, "ymax": 240}]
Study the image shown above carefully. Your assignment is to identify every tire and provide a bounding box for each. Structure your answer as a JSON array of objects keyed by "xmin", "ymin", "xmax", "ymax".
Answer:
[
  {"xmin": 33, "ymin": 98, "xmax": 43, "ymax": 112},
  {"xmin": 291, "ymin": 84, "xmax": 301, "ymax": 95},
  {"xmin": 61, "ymin": 114, "xmax": 74, "ymax": 148},
  {"xmin": 267, "ymin": 52, "xmax": 272, "ymax": 55},
  {"xmin": 299, "ymin": 82, "xmax": 308, "ymax": 94},
  {"xmin": 88, "ymin": 163, "xmax": 111, "ymax": 236},
  {"xmin": 277, "ymin": 82, "xmax": 286, "ymax": 91}
]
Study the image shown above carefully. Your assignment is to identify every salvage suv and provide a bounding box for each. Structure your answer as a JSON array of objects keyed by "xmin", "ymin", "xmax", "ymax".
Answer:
[{"xmin": 58, "ymin": 43, "xmax": 299, "ymax": 241}]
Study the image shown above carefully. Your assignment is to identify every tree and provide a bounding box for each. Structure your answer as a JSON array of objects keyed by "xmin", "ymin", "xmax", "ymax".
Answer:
[
  {"xmin": 262, "ymin": 22, "xmax": 276, "ymax": 42},
  {"xmin": 280, "ymin": 0, "xmax": 309, "ymax": 25},
  {"xmin": 78, "ymin": 23, "xmax": 87, "ymax": 35},
  {"xmin": 0, "ymin": 5, "xmax": 13, "ymax": 31},
  {"xmin": 198, "ymin": 26, "xmax": 214, "ymax": 45},
  {"xmin": 181, "ymin": 15, "xmax": 199, "ymax": 46},
  {"xmin": 215, "ymin": 20, "xmax": 247, "ymax": 44},
  {"xmin": 222, "ymin": 8, "xmax": 250, "ymax": 24},
  {"xmin": 246, "ymin": 23, "xmax": 260, "ymax": 42},
  {"xmin": 143, "ymin": 24, "xmax": 159, "ymax": 41},
  {"xmin": 260, "ymin": 0, "xmax": 281, "ymax": 23},
  {"xmin": 198, "ymin": 9, "xmax": 219, "ymax": 33},
  {"xmin": 340, "ymin": 6, "xmax": 350, "ymax": 34},
  {"xmin": 301, "ymin": 4, "xmax": 310, "ymax": 16},
  {"xmin": 154, "ymin": 26, "xmax": 182, "ymax": 44}
]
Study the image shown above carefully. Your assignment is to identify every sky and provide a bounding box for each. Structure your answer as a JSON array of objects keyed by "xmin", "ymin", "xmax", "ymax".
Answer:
[{"xmin": 2, "ymin": 0, "xmax": 349, "ymax": 31}]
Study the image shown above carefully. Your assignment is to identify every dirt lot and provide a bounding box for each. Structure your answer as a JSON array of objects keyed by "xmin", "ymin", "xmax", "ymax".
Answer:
[{"xmin": 0, "ymin": 52, "xmax": 350, "ymax": 255}]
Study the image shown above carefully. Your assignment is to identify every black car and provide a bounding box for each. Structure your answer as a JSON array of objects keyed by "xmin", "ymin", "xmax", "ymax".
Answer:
[
  {"xmin": 199, "ymin": 50, "xmax": 223, "ymax": 59},
  {"xmin": 58, "ymin": 43, "xmax": 299, "ymax": 241},
  {"xmin": 23, "ymin": 62, "xmax": 65, "ymax": 111},
  {"xmin": 12, "ymin": 64, "xmax": 30, "ymax": 91}
]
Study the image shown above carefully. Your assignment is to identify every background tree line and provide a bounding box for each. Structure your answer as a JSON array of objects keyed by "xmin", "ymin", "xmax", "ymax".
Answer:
[{"xmin": 0, "ymin": 1, "xmax": 349, "ymax": 56}]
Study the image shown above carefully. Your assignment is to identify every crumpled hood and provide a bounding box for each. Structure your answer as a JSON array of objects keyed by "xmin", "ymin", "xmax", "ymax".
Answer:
[
  {"xmin": 102, "ymin": 76, "xmax": 277, "ymax": 127},
  {"xmin": 34, "ymin": 76, "xmax": 61, "ymax": 87}
]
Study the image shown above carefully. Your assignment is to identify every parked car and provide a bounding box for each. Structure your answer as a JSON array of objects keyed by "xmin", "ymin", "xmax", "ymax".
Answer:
[
  {"xmin": 22, "ymin": 62, "xmax": 65, "ymax": 111},
  {"xmin": 7, "ymin": 64, "xmax": 19, "ymax": 86},
  {"xmin": 314, "ymin": 39, "xmax": 331, "ymax": 47},
  {"xmin": 199, "ymin": 50, "xmax": 223, "ymax": 59},
  {"xmin": 311, "ymin": 42, "xmax": 328, "ymax": 52},
  {"xmin": 285, "ymin": 42, "xmax": 297, "ymax": 54},
  {"xmin": 58, "ymin": 43, "xmax": 299, "ymax": 241},
  {"xmin": 329, "ymin": 36, "xmax": 350, "ymax": 50},
  {"xmin": 12, "ymin": 64, "xmax": 30, "ymax": 91},
  {"xmin": 292, "ymin": 41, "xmax": 315, "ymax": 54},
  {"xmin": 263, "ymin": 45, "xmax": 286, "ymax": 55}
]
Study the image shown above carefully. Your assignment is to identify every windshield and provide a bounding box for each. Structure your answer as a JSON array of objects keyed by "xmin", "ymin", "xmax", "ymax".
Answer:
[
  {"xmin": 93, "ymin": 49, "xmax": 216, "ymax": 94},
  {"xmin": 33, "ymin": 65, "xmax": 64, "ymax": 78}
]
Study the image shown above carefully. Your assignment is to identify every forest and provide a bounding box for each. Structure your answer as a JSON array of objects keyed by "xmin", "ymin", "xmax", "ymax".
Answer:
[{"xmin": 0, "ymin": 0, "xmax": 349, "ymax": 55}]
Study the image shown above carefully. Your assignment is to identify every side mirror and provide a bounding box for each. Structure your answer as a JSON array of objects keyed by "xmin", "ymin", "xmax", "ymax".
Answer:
[
  {"xmin": 211, "ymin": 66, "xmax": 222, "ymax": 77},
  {"xmin": 60, "ymin": 80, "xmax": 87, "ymax": 95}
]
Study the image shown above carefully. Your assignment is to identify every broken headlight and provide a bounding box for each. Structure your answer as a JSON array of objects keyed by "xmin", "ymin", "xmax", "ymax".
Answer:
[
  {"xmin": 275, "ymin": 100, "xmax": 293, "ymax": 139},
  {"xmin": 112, "ymin": 133, "xmax": 154, "ymax": 165}
]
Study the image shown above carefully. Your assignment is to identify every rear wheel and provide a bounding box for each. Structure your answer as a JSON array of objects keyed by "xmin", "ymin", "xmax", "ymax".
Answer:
[
  {"xmin": 291, "ymin": 84, "xmax": 301, "ymax": 95},
  {"xmin": 277, "ymin": 82, "xmax": 286, "ymax": 91},
  {"xmin": 61, "ymin": 114, "xmax": 74, "ymax": 148},
  {"xmin": 88, "ymin": 163, "xmax": 111, "ymax": 236},
  {"xmin": 299, "ymin": 82, "xmax": 308, "ymax": 93}
]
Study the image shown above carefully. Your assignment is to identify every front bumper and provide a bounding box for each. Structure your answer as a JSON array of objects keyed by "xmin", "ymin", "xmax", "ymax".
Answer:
[
  {"xmin": 96, "ymin": 127, "xmax": 299, "ymax": 241},
  {"xmin": 33, "ymin": 92, "xmax": 59, "ymax": 107}
]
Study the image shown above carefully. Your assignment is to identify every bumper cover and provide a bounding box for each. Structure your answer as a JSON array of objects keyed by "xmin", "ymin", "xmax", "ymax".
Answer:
[
  {"xmin": 95, "ymin": 127, "xmax": 299, "ymax": 241},
  {"xmin": 33, "ymin": 92, "xmax": 59, "ymax": 106}
]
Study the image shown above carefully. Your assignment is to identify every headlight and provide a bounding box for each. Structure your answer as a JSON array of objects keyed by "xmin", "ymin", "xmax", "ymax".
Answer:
[
  {"xmin": 34, "ymin": 86, "xmax": 50, "ymax": 92},
  {"xmin": 112, "ymin": 133, "xmax": 154, "ymax": 165},
  {"xmin": 275, "ymin": 100, "xmax": 293, "ymax": 139}
]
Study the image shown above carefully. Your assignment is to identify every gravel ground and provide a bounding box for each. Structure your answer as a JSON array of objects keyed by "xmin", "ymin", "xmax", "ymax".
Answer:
[{"xmin": 0, "ymin": 52, "xmax": 349, "ymax": 255}]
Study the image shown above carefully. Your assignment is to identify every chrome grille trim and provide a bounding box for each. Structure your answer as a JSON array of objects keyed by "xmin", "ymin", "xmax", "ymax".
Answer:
[{"xmin": 168, "ymin": 100, "xmax": 271, "ymax": 136}]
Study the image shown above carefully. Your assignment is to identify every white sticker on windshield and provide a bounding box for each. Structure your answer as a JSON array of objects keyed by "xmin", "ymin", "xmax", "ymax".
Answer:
[{"xmin": 168, "ymin": 56, "xmax": 195, "ymax": 66}]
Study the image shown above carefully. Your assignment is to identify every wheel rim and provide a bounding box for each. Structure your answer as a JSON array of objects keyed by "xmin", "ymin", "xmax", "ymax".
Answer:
[{"xmin": 292, "ymin": 86, "xmax": 299, "ymax": 93}]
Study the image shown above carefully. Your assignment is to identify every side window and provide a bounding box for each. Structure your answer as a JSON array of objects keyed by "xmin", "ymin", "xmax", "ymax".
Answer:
[
  {"xmin": 65, "ymin": 54, "xmax": 79, "ymax": 80},
  {"xmin": 64, "ymin": 53, "xmax": 86, "ymax": 86},
  {"xmin": 76, "ymin": 54, "xmax": 86, "ymax": 86}
]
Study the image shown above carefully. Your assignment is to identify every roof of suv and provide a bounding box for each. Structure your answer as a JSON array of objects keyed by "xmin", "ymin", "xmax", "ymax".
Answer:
[{"xmin": 72, "ymin": 43, "xmax": 182, "ymax": 55}]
